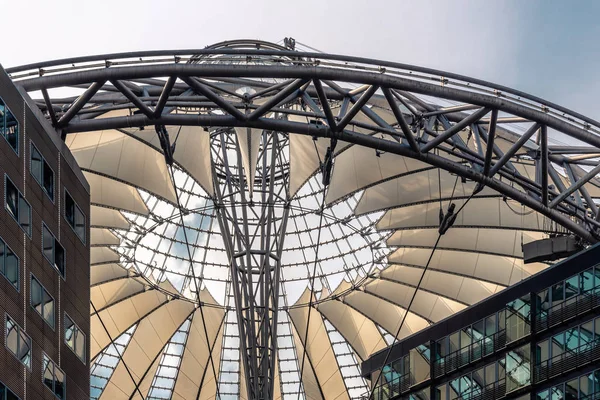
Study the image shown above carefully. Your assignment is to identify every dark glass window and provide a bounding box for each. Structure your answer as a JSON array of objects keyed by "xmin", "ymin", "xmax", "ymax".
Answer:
[
  {"xmin": 30, "ymin": 144, "xmax": 54, "ymax": 201},
  {"xmin": 42, "ymin": 353, "xmax": 65, "ymax": 399},
  {"xmin": 31, "ymin": 276, "xmax": 54, "ymax": 329},
  {"xmin": 5, "ymin": 315, "xmax": 31, "ymax": 369},
  {"xmin": 42, "ymin": 224, "xmax": 65, "ymax": 278},
  {"xmin": 0, "ymin": 96, "xmax": 19, "ymax": 154},
  {"xmin": 64, "ymin": 314, "xmax": 86, "ymax": 363},
  {"xmin": 0, "ymin": 238, "xmax": 18, "ymax": 289},
  {"xmin": 65, "ymin": 190, "xmax": 86, "ymax": 244},
  {"xmin": 5, "ymin": 176, "xmax": 31, "ymax": 236}
]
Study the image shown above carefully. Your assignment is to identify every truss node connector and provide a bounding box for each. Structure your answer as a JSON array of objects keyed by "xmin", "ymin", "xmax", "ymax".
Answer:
[
  {"xmin": 438, "ymin": 203, "xmax": 457, "ymax": 235},
  {"xmin": 155, "ymin": 125, "xmax": 175, "ymax": 166},
  {"xmin": 321, "ymin": 138, "xmax": 338, "ymax": 186}
]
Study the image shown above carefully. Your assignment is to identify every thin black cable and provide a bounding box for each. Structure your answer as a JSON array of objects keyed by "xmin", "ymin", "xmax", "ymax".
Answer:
[
  {"xmin": 167, "ymin": 164, "xmax": 223, "ymax": 400},
  {"xmin": 90, "ymin": 301, "xmax": 146, "ymax": 400},
  {"xmin": 368, "ymin": 188, "xmax": 477, "ymax": 399}
]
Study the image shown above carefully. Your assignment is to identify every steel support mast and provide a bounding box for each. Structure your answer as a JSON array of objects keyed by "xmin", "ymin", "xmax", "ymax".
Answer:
[{"xmin": 212, "ymin": 128, "xmax": 290, "ymax": 399}]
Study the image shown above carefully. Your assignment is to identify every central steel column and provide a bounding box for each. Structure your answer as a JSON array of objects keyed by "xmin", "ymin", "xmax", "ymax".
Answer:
[{"xmin": 212, "ymin": 129, "xmax": 289, "ymax": 399}]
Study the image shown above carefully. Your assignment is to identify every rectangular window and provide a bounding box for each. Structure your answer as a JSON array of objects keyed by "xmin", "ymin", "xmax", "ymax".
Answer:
[
  {"xmin": 64, "ymin": 190, "xmax": 86, "ymax": 244},
  {"xmin": 31, "ymin": 276, "xmax": 54, "ymax": 329},
  {"xmin": 42, "ymin": 224, "xmax": 65, "ymax": 278},
  {"xmin": 5, "ymin": 314, "xmax": 31, "ymax": 369},
  {"xmin": 30, "ymin": 143, "xmax": 54, "ymax": 201},
  {"xmin": 5, "ymin": 176, "xmax": 31, "ymax": 236},
  {"xmin": 0, "ymin": 237, "xmax": 19, "ymax": 289},
  {"xmin": 0, "ymin": 380, "xmax": 20, "ymax": 400},
  {"xmin": 42, "ymin": 353, "xmax": 65, "ymax": 399},
  {"xmin": 64, "ymin": 313, "xmax": 86, "ymax": 363},
  {"xmin": 0, "ymin": 96, "xmax": 19, "ymax": 154}
]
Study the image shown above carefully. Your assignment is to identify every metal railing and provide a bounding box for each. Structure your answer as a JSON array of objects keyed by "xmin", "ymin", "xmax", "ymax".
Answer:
[
  {"xmin": 535, "ymin": 289, "xmax": 600, "ymax": 332},
  {"xmin": 433, "ymin": 330, "xmax": 507, "ymax": 378},
  {"xmin": 450, "ymin": 378, "xmax": 507, "ymax": 400},
  {"xmin": 363, "ymin": 375, "xmax": 414, "ymax": 400},
  {"xmin": 534, "ymin": 338, "xmax": 600, "ymax": 383}
]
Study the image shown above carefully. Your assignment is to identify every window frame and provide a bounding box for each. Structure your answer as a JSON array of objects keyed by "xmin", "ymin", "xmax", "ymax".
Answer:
[
  {"xmin": 5, "ymin": 314, "xmax": 31, "ymax": 370},
  {"xmin": 30, "ymin": 274, "xmax": 55, "ymax": 330},
  {"xmin": 64, "ymin": 312, "xmax": 86, "ymax": 364},
  {"xmin": 0, "ymin": 236, "xmax": 19, "ymax": 291},
  {"xmin": 42, "ymin": 352, "xmax": 65, "ymax": 400},
  {"xmin": 30, "ymin": 142, "xmax": 55, "ymax": 203},
  {"xmin": 41, "ymin": 223, "xmax": 66, "ymax": 280},
  {"xmin": 63, "ymin": 188, "xmax": 86, "ymax": 245},
  {"xmin": 4, "ymin": 175, "xmax": 32, "ymax": 237},
  {"xmin": 0, "ymin": 96, "xmax": 19, "ymax": 155}
]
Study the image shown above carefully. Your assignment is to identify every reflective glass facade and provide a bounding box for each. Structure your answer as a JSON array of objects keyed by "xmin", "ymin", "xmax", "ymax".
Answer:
[{"xmin": 362, "ymin": 244, "xmax": 600, "ymax": 400}]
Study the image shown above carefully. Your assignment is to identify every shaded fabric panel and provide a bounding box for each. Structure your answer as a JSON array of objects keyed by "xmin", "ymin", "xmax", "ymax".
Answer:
[
  {"xmin": 363, "ymin": 279, "xmax": 465, "ymax": 322},
  {"xmin": 99, "ymin": 299, "xmax": 195, "ymax": 399},
  {"xmin": 378, "ymin": 197, "xmax": 551, "ymax": 231},
  {"xmin": 67, "ymin": 129, "xmax": 176, "ymax": 202},
  {"xmin": 355, "ymin": 168, "xmax": 498, "ymax": 215},
  {"xmin": 91, "ymin": 289, "xmax": 168, "ymax": 359},
  {"xmin": 326, "ymin": 144, "xmax": 429, "ymax": 204},
  {"xmin": 90, "ymin": 263, "xmax": 128, "ymax": 286},
  {"xmin": 84, "ymin": 171, "xmax": 149, "ymax": 215},
  {"xmin": 342, "ymin": 290, "xmax": 428, "ymax": 339},
  {"xmin": 90, "ymin": 206, "xmax": 130, "ymax": 230},
  {"xmin": 289, "ymin": 290, "xmax": 350, "ymax": 400},
  {"xmin": 91, "ymin": 228, "xmax": 121, "ymax": 246},
  {"xmin": 387, "ymin": 228, "xmax": 544, "ymax": 258},
  {"xmin": 172, "ymin": 293, "xmax": 226, "ymax": 400},
  {"xmin": 317, "ymin": 299, "xmax": 386, "ymax": 361},
  {"xmin": 380, "ymin": 264, "xmax": 505, "ymax": 306}
]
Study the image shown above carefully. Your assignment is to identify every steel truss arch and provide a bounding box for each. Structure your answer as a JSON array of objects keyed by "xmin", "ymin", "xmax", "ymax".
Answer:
[{"xmin": 10, "ymin": 40, "xmax": 600, "ymax": 400}]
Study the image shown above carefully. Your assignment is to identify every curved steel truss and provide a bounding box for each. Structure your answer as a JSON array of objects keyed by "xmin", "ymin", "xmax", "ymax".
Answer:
[
  {"xmin": 8, "ymin": 41, "xmax": 600, "ymax": 242},
  {"xmin": 8, "ymin": 39, "xmax": 600, "ymax": 400}
]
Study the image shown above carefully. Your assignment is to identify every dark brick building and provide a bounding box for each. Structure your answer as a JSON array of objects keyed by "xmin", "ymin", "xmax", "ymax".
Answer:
[{"xmin": 0, "ymin": 65, "xmax": 90, "ymax": 400}]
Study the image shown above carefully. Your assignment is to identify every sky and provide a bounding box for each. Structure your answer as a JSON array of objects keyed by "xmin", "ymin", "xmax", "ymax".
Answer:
[{"xmin": 2, "ymin": 0, "xmax": 599, "ymax": 120}]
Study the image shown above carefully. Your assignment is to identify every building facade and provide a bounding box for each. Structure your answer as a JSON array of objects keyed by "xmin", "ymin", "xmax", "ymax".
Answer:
[
  {"xmin": 0, "ymin": 66, "xmax": 90, "ymax": 400},
  {"xmin": 361, "ymin": 244, "xmax": 600, "ymax": 400}
]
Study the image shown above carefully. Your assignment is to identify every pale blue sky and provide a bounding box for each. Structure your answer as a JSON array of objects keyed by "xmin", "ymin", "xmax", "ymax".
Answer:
[{"xmin": 3, "ymin": 0, "xmax": 599, "ymax": 119}]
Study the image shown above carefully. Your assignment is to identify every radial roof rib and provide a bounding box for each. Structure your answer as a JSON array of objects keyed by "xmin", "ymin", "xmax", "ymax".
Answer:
[
  {"xmin": 99, "ymin": 299, "xmax": 195, "ymax": 399},
  {"xmin": 84, "ymin": 171, "xmax": 149, "ymax": 215},
  {"xmin": 91, "ymin": 263, "xmax": 129, "ymax": 286},
  {"xmin": 234, "ymin": 127, "xmax": 262, "ymax": 195},
  {"xmin": 172, "ymin": 298, "xmax": 225, "ymax": 400},
  {"xmin": 91, "ymin": 288, "xmax": 169, "ymax": 358},
  {"xmin": 91, "ymin": 247, "xmax": 120, "ymax": 265},
  {"xmin": 378, "ymin": 197, "xmax": 552, "ymax": 231},
  {"xmin": 364, "ymin": 279, "xmax": 465, "ymax": 322},
  {"xmin": 91, "ymin": 228, "xmax": 121, "ymax": 246},
  {"xmin": 316, "ymin": 299, "xmax": 387, "ymax": 361},
  {"xmin": 289, "ymin": 290, "xmax": 349, "ymax": 400},
  {"xmin": 388, "ymin": 247, "xmax": 545, "ymax": 286},
  {"xmin": 387, "ymin": 228, "xmax": 545, "ymax": 258},
  {"xmin": 326, "ymin": 144, "xmax": 429, "ymax": 204},
  {"xmin": 355, "ymin": 168, "xmax": 499, "ymax": 215},
  {"xmin": 66, "ymin": 130, "xmax": 177, "ymax": 203},
  {"xmin": 123, "ymin": 125, "xmax": 214, "ymax": 196},
  {"xmin": 380, "ymin": 264, "xmax": 504, "ymax": 306},
  {"xmin": 91, "ymin": 205, "xmax": 130, "ymax": 230},
  {"xmin": 341, "ymin": 290, "xmax": 429, "ymax": 339}
]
